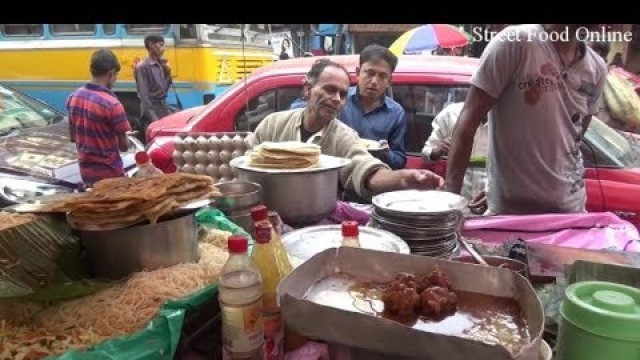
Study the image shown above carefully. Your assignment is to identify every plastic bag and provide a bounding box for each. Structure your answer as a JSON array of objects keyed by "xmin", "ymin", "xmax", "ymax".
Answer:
[{"xmin": 603, "ymin": 71, "xmax": 640, "ymax": 126}]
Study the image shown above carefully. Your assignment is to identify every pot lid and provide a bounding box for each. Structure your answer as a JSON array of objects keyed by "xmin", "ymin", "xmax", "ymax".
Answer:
[
  {"xmin": 229, "ymin": 154, "xmax": 351, "ymax": 174},
  {"xmin": 561, "ymin": 281, "xmax": 640, "ymax": 341}
]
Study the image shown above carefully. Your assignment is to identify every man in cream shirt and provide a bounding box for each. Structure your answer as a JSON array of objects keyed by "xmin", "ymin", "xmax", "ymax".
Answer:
[
  {"xmin": 252, "ymin": 58, "xmax": 444, "ymax": 201},
  {"xmin": 422, "ymin": 102, "xmax": 488, "ymax": 204}
]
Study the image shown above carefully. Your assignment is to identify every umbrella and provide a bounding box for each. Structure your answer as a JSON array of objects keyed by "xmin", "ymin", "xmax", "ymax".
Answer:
[{"xmin": 389, "ymin": 24, "xmax": 470, "ymax": 55}]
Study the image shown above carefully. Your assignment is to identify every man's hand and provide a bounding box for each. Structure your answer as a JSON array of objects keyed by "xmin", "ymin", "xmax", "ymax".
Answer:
[
  {"xmin": 378, "ymin": 139, "xmax": 390, "ymax": 152},
  {"xmin": 468, "ymin": 191, "xmax": 488, "ymax": 215},
  {"xmin": 431, "ymin": 138, "xmax": 451, "ymax": 160},
  {"xmin": 397, "ymin": 169, "xmax": 445, "ymax": 190}
]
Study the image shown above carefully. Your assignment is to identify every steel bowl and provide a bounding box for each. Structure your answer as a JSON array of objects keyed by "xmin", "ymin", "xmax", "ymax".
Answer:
[
  {"xmin": 214, "ymin": 180, "xmax": 263, "ymax": 212},
  {"xmin": 78, "ymin": 211, "xmax": 199, "ymax": 280},
  {"xmin": 230, "ymin": 155, "xmax": 351, "ymax": 226}
]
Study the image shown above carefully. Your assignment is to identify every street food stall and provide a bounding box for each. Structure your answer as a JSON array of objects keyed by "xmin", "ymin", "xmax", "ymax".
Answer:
[{"xmin": 1, "ymin": 133, "xmax": 639, "ymax": 360}]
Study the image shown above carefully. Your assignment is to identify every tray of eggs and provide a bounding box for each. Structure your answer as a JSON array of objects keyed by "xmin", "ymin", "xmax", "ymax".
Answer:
[{"xmin": 173, "ymin": 132, "xmax": 253, "ymax": 184}]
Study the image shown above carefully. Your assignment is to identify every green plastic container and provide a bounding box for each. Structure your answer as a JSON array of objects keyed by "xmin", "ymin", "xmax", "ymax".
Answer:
[{"xmin": 556, "ymin": 281, "xmax": 640, "ymax": 360}]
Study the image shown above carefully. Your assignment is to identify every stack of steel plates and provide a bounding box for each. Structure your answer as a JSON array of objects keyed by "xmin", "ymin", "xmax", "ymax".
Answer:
[{"xmin": 370, "ymin": 190, "xmax": 468, "ymax": 258}]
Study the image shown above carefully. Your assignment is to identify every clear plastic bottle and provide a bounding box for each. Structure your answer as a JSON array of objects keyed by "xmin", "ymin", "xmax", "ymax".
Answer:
[
  {"xmin": 341, "ymin": 221, "xmax": 361, "ymax": 247},
  {"xmin": 219, "ymin": 235, "xmax": 265, "ymax": 360},
  {"xmin": 252, "ymin": 222, "xmax": 285, "ymax": 360},
  {"xmin": 134, "ymin": 151, "xmax": 164, "ymax": 177}
]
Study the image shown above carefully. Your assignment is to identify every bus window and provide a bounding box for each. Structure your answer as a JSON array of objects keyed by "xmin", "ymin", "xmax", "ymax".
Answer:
[
  {"xmin": 103, "ymin": 24, "xmax": 117, "ymax": 35},
  {"xmin": 125, "ymin": 24, "xmax": 170, "ymax": 35},
  {"xmin": 1, "ymin": 24, "xmax": 43, "ymax": 37},
  {"xmin": 50, "ymin": 24, "xmax": 96, "ymax": 36},
  {"xmin": 179, "ymin": 24, "xmax": 196, "ymax": 39}
]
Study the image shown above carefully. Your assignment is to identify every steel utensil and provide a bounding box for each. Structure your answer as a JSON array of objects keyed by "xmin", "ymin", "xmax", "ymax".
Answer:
[{"xmin": 458, "ymin": 236, "xmax": 488, "ymax": 266}]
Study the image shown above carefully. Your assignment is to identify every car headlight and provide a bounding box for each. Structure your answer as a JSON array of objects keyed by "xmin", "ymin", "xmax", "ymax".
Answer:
[{"xmin": 0, "ymin": 178, "xmax": 75, "ymax": 205}]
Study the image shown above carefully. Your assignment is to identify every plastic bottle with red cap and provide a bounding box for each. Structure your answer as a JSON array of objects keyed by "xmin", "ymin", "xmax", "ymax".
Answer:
[
  {"xmin": 341, "ymin": 220, "xmax": 361, "ymax": 247},
  {"xmin": 252, "ymin": 223, "xmax": 285, "ymax": 360},
  {"xmin": 250, "ymin": 205, "xmax": 307, "ymax": 352},
  {"xmin": 134, "ymin": 151, "xmax": 163, "ymax": 177},
  {"xmin": 219, "ymin": 235, "xmax": 265, "ymax": 360},
  {"xmin": 249, "ymin": 205, "xmax": 293, "ymax": 275}
]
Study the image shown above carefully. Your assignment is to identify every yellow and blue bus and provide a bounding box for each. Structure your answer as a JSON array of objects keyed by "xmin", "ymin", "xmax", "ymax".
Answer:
[{"xmin": 0, "ymin": 24, "xmax": 275, "ymax": 123}]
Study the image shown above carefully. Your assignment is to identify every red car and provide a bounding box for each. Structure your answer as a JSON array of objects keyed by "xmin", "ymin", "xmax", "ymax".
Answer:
[{"xmin": 147, "ymin": 55, "xmax": 640, "ymax": 227}]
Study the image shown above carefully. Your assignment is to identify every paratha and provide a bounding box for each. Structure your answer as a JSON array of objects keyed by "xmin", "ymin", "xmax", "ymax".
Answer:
[
  {"xmin": 52, "ymin": 173, "xmax": 220, "ymax": 230},
  {"xmin": 249, "ymin": 141, "xmax": 321, "ymax": 169}
]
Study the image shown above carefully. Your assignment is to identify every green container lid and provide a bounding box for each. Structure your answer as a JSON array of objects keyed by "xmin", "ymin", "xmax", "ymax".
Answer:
[{"xmin": 561, "ymin": 281, "xmax": 640, "ymax": 341}]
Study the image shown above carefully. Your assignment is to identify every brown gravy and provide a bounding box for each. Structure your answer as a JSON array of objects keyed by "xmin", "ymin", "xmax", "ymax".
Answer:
[{"xmin": 348, "ymin": 281, "xmax": 530, "ymax": 354}]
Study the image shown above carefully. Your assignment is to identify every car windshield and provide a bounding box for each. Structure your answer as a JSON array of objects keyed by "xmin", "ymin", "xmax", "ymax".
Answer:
[
  {"xmin": 0, "ymin": 84, "xmax": 64, "ymax": 136},
  {"xmin": 586, "ymin": 117, "xmax": 640, "ymax": 168}
]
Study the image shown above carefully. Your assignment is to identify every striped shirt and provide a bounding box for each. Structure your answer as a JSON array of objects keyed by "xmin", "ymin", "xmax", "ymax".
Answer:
[{"xmin": 66, "ymin": 83, "xmax": 131, "ymax": 186}]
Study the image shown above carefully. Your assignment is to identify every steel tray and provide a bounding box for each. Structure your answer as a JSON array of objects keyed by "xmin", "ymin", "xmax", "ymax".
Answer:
[
  {"xmin": 277, "ymin": 247, "xmax": 544, "ymax": 360},
  {"xmin": 282, "ymin": 224, "xmax": 410, "ymax": 268}
]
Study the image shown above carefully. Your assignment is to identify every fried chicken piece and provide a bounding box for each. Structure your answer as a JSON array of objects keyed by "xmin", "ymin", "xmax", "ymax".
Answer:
[
  {"xmin": 392, "ymin": 272, "xmax": 419, "ymax": 289},
  {"xmin": 382, "ymin": 282, "xmax": 420, "ymax": 317},
  {"xmin": 418, "ymin": 266, "xmax": 452, "ymax": 291},
  {"xmin": 420, "ymin": 286, "xmax": 458, "ymax": 318}
]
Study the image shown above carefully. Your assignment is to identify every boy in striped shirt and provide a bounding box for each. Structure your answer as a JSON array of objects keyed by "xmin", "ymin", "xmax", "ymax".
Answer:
[{"xmin": 67, "ymin": 49, "xmax": 132, "ymax": 187}]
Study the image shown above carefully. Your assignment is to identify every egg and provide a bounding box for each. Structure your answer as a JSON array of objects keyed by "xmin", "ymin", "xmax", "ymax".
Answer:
[
  {"xmin": 209, "ymin": 137, "xmax": 222, "ymax": 151},
  {"xmin": 181, "ymin": 164, "xmax": 194, "ymax": 173},
  {"xmin": 219, "ymin": 150, "xmax": 231, "ymax": 164},
  {"xmin": 243, "ymin": 135, "xmax": 253, "ymax": 150},
  {"xmin": 207, "ymin": 150, "xmax": 220, "ymax": 164},
  {"xmin": 182, "ymin": 150, "xmax": 196, "ymax": 165},
  {"xmin": 183, "ymin": 136, "xmax": 196, "ymax": 151},
  {"xmin": 194, "ymin": 164, "xmax": 207, "ymax": 174},
  {"xmin": 195, "ymin": 150, "xmax": 208, "ymax": 164},
  {"xmin": 172, "ymin": 150, "xmax": 185, "ymax": 165},
  {"xmin": 220, "ymin": 135, "xmax": 233, "ymax": 151},
  {"xmin": 231, "ymin": 134, "xmax": 244, "ymax": 150},
  {"xmin": 218, "ymin": 164, "xmax": 231, "ymax": 177},
  {"xmin": 231, "ymin": 149, "xmax": 244, "ymax": 159},
  {"xmin": 206, "ymin": 164, "xmax": 219, "ymax": 177},
  {"xmin": 174, "ymin": 136, "xmax": 186, "ymax": 151},
  {"xmin": 196, "ymin": 136, "xmax": 210, "ymax": 151}
]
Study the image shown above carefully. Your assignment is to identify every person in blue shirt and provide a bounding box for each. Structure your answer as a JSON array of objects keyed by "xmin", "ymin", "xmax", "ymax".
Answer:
[
  {"xmin": 340, "ymin": 44, "xmax": 407, "ymax": 169},
  {"xmin": 289, "ymin": 45, "xmax": 407, "ymax": 169}
]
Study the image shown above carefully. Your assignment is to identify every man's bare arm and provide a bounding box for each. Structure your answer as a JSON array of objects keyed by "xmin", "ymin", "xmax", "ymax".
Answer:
[
  {"xmin": 444, "ymin": 85, "xmax": 496, "ymax": 194},
  {"xmin": 117, "ymin": 133, "xmax": 129, "ymax": 152}
]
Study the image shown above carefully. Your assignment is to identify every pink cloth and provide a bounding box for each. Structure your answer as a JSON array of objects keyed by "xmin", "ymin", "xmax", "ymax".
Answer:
[{"xmin": 463, "ymin": 212, "xmax": 640, "ymax": 252}]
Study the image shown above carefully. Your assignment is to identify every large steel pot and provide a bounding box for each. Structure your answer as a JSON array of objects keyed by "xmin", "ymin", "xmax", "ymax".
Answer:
[
  {"xmin": 78, "ymin": 211, "xmax": 198, "ymax": 280},
  {"xmin": 230, "ymin": 155, "xmax": 351, "ymax": 226}
]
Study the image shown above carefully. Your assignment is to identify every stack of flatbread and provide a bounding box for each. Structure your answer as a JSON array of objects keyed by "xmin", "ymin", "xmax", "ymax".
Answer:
[
  {"xmin": 51, "ymin": 173, "xmax": 221, "ymax": 230},
  {"xmin": 249, "ymin": 141, "xmax": 321, "ymax": 169}
]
